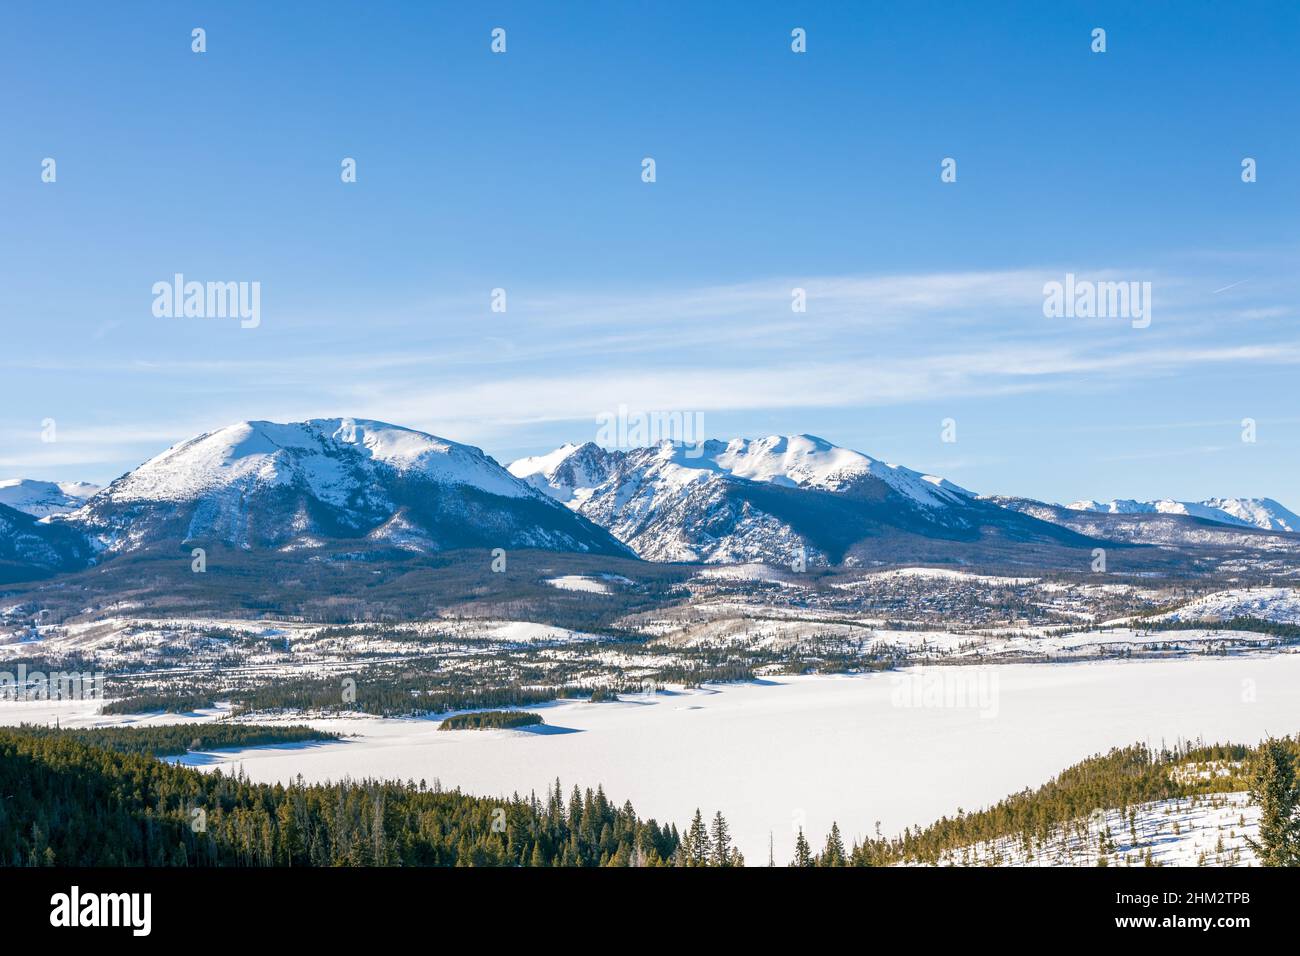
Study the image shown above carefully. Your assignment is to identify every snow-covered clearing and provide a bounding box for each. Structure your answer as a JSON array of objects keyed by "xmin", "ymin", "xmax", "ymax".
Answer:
[{"xmin": 545, "ymin": 575, "xmax": 611, "ymax": 594}]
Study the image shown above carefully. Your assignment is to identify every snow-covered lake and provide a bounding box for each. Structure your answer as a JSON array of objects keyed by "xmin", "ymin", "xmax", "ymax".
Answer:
[{"xmin": 4, "ymin": 654, "xmax": 1299, "ymax": 864}]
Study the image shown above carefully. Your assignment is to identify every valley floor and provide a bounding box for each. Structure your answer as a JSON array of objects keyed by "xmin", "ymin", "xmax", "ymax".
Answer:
[{"xmin": 3, "ymin": 653, "xmax": 1296, "ymax": 866}]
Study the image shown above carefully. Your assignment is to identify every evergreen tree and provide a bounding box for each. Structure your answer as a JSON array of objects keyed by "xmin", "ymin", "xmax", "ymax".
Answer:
[
  {"xmin": 685, "ymin": 809, "xmax": 708, "ymax": 867},
  {"xmin": 791, "ymin": 828, "xmax": 814, "ymax": 867},
  {"xmin": 1247, "ymin": 737, "xmax": 1300, "ymax": 866},
  {"xmin": 819, "ymin": 822, "xmax": 846, "ymax": 866},
  {"xmin": 709, "ymin": 811, "xmax": 732, "ymax": 867}
]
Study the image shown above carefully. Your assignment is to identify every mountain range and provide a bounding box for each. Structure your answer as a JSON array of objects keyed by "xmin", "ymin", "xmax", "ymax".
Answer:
[
  {"xmin": 508, "ymin": 435, "xmax": 1092, "ymax": 565},
  {"xmin": 0, "ymin": 417, "xmax": 1295, "ymax": 583},
  {"xmin": 1064, "ymin": 497, "xmax": 1299, "ymax": 533}
]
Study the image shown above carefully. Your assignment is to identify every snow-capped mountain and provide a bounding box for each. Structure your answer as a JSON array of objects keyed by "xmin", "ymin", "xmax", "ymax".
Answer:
[
  {"xmin": 986, "ymin": 495, "xmax": 1300, "ymax": 551},
  {"xmin": 0, "ymin": 478, "xmax": 100, "ymax": 518},
  {"xmin": 68, "ymin": 419, "xmax": 628, "ymax": 556},
  {"xmin": 510, "ymin": 434, "xmax": 1089, "ymax": 566},
  {"xmin": 510, "ymin": 442, "xmax": 619, "ymax": 508},
  {"xmin": 6, "ymin": 418, "xmax": 1296, "ymax": 581},
  {"xmin": 1066, "ymin": 497, "xmax": 1298, "ymax": 533}
]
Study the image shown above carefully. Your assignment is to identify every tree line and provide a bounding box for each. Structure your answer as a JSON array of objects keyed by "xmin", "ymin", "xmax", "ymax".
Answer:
[{"xmin": 0, "ymin": 725, "xmax": 743, "ymax": 867}]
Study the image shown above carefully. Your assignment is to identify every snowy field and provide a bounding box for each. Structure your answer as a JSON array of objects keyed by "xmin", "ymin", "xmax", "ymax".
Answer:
[{"xmin": 5, "ymin": 654, "xmax": 1297, "ymax": 865}]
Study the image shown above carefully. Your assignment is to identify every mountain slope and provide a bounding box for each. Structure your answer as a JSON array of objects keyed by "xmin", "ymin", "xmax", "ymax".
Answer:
[
  {"xmin": 511, "ymin": 435, "xmax": 1095, "ymax": 566},
  {"xmin": 0, "ymin": 502, "xmax": 95, "ymax": 583},
  {"xmin": 0, "ymin": 478, "xmax": 100, "ymax": 517},
  {"xmin": 989, "ymin": 495, "xmax": 1300, "ymax": 552},
  {"xmin": 1066, "ymin": 497, "xmax": 1298, "ymax": 533},
  {"xmin": 68, "ymin": 419, "xmax": 629, "ymax": 557}
]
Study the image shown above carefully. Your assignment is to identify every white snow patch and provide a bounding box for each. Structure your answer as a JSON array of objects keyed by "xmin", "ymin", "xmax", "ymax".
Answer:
[{"xmin": 545, "ymin": 575, "xmax": 611, "ymax": 594}]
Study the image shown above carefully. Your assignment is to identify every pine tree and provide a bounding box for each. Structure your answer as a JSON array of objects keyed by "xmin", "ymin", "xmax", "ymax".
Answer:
[
  {"xmin": 709, "ymin": 811, "xmax": 732, "ymax": 867},
  {"xmin": 791, "ymin": 828, "xmax": 814, "ymax": 867},
  {"xmin": 1247, "ymin": 738, "xmax": 1300, "ymax": 866},
  {"xmin": 819, "ymin": 822, "xmax": 846, "ymax": 866},
  {"xmin": 685, "ymin": 809, "xmax": 708, "ymax": 867}
]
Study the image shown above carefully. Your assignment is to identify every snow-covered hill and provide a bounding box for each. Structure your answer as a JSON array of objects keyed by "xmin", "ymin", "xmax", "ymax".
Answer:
[
  {"xmin": 915, "ymin": 792, "xmax": 1258, "ymax": 867},
  {"xmin": 67, "ymin": 418, "xmax": 627, "ymax": 556},
  {"xmin": 1156, "ymin": 587, "xmax": 1300, "ymax": 625},
  {"xmin": 1067, "ymin": 497, "xmax": 1299, "ymax": 533},
  {"xmin": 0, "ymin": 479, "xmax": 99, "ymax": 517},
  {"xmin": 511, "ymin": 435, "xmax": 1083, "ymax": 566}
]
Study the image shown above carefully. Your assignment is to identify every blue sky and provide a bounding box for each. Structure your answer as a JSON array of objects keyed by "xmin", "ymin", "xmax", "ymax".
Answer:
[{"xmin": 2, "ymin": 1, "xmax": 1298, "ymax": 506}]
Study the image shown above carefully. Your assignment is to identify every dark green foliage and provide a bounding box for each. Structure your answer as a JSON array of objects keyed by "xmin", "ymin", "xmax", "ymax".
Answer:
[
  {"xmin": 226, "ymin": 675, "xmax": 571, "ymax": 719},
  {"xmin": 438, "ymin": 711, "xmax": 542, "ymax": 731},
  {"xmin": 819, "ymin": 822, "xmax": 846, "ymax": 866},
  {"xmin": 6, "ymin": 722, "xmax": 336, "ymax": 757},
  {"xmin": 100, "ymin": 692, "xmax": 217, "ymax": 716},
  {"xmin": 791, "ymin": 828, "xmax": 813, "ymax": 867},
  {"xmin": 1246, "ymin": 738, "xmax": 1300, "ymax": 866},
  {"xmin": 0, "ymin": 728, "xmax": 679, "ymax": 867}
]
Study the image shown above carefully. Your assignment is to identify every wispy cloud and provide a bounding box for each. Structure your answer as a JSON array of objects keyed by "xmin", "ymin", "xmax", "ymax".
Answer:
[{"xmin": 3, "ymin": 265, "xmax": 1297, "ymax": 484}]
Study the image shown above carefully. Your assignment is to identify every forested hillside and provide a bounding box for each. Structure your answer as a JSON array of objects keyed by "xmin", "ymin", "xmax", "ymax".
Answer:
[
  {"xmin": 844, "ymin": 738, "xmax": 1299, "ymax": 866},
  {"xmin": 0, "ymin": 726, "xmax": 733, "ymax": 866}
]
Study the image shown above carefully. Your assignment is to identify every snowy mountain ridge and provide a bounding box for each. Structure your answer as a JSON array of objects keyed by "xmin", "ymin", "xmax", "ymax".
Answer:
[
  {"xmin": 0, "ymin": 479, "xmax": 100, "ymax": 518},
  {"xmin": 59, "ymin": 418, "xmax": 625, "ymax": 557},
  {"xmin": 1066, "ymin": 497, "xmax": 1299, "ymax": 533},
  {"xmin": 508, "ymin": 435, "xmax": 1082, "ymax": 566},
  {"xmin": 2, "ymin": 419, "xmax": 1296, "ymax": 576},
  {"xmin": 511, "ymin": 434, "xmax": 971, "ymax": 509},
  {"xmin": 100, "ymin": 419, "xmax": 533, "ymax": 506}
]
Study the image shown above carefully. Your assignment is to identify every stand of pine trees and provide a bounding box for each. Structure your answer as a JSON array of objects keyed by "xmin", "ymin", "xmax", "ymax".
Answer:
[{"xmin": 0, "ymin": 726, "xmax": 755, "ymax": 867}]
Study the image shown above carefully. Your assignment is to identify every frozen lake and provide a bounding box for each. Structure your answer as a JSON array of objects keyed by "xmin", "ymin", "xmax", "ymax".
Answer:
[{"xmin": 4, "ymin": 654, "xmax": 1299, "ymax": 864}]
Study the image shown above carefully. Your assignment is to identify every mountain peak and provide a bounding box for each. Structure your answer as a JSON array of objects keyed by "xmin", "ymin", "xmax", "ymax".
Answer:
[
  {"xmin": 110, "ymin": 417, "xmax": 530, "ymax": 505},
  {"xmin": 0, "ymin": 478, "xmax": 101, "ymax": 518},
  {"xmin": 65, "ymin": 417, "xmax": 628, "ymax": 556}
]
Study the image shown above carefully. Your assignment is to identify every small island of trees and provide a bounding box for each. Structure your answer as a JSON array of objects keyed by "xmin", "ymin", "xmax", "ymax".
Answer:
[{"xmin": 438, "ymin": 710, "xmax": 543, "ymax": 731}]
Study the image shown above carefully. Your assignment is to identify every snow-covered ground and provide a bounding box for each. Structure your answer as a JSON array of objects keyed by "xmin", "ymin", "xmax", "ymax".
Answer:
[
  {"xmin": 545, "ymin": 575, "xmax": 611, "ymax": 594},
  {"xmin": 1155, "ymin": 587, "xmax": 1300, "ymax": 625},
  {"xmin": 8, "ymin": 655, "xmax": 1295, "ymax": 866},
  {"xmin": 0, "ymin": 698, "xmax": 231, "ymax": 728},
  {"xmin": 919, "ymin": 791, "xmax": 1259, "ymax": 867},
  {"xmin": 696, "ymin": 563, "xmax": 805, "ymax": 585}
]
